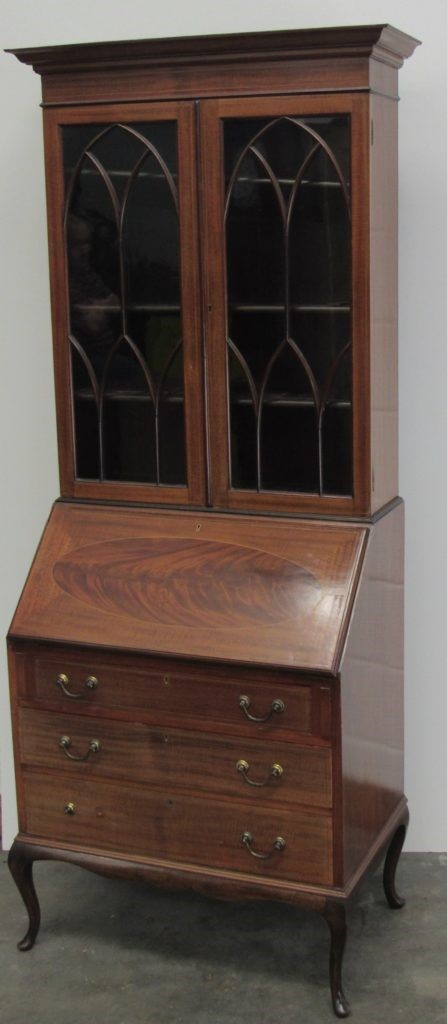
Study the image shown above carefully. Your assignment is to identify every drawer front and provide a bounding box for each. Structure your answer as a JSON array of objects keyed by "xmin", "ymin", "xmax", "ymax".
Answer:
[
  {"xmin": 22, "ymin": 771, "xmax": 333, "ymax": 885},
  {"xmin": 18, "ymin": 707, "xmax": 332, "ymax": 809},
  {"xmin": 20, "ymin": 649, "xmax": 319, "ymax": 739}
]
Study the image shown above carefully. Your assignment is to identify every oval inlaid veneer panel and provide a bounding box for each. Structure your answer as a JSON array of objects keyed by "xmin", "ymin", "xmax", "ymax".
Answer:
[{"xmin": 53, "ymin": 537, "xmax": 320, "ymax": 629}]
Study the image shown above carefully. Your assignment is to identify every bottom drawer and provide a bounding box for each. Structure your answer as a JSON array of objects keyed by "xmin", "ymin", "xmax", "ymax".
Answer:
[{"xmin": 22, "ymin": 772, "xmax": 333, "ymax": 886}]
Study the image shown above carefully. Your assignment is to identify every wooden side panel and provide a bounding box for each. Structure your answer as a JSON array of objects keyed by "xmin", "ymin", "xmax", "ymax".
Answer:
[
  {"xmin": 369, "ymin": 89, "xmax": 399, "ymax": 513},
  {"xmin": 340, "ymin": 502, "xmax": 404, "ymax": 884},
  {"xmin": 7, "ymin": 644, "xmax": 27, "ymax": 833}
]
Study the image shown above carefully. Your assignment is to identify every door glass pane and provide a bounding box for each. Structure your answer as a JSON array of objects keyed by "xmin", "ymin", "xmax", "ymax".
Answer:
[
  {"xmin": 63, "ymin": 120, "xmax": 186, "ymax": 485},
  {"xmin": 71, "ymin": 344, "xmax": 100, "ymax": 478},
  {"xmin": 224, "ymin": 114, "xmax": 352, "ymax": 496}
]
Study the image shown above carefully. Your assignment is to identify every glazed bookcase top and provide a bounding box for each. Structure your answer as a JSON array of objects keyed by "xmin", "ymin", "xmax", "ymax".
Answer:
[{"xmin": 6, "ymin": 24, "xmax": 420, "ymax": 518}]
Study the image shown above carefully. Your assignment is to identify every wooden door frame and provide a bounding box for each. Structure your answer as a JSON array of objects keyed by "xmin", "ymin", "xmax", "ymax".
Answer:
[
  {"xmin": 199, "ymin": 92, "xmax": 370, "ymax": 517},
  {"xmin": 43, "ymin": 100, "xmax": 207, "ymax": 506}
]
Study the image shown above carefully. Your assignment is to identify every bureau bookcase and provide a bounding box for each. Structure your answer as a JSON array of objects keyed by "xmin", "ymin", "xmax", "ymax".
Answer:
[{"xmin": 6, "ymin": 25, "xmax": 419, "ymax": 1017}]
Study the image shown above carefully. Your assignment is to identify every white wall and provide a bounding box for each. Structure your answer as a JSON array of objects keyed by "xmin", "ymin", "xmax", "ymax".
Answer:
[{"xmin": 0, "ymin": 0, "xmax": 444, "ymax": 852}]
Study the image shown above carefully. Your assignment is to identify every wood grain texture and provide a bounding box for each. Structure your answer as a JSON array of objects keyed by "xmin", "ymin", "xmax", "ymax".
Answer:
[
  {"xmin": 9, "ymin": 836, "xmax": 333, "ymax": 908},
  {"xmin": 37, "ymin": 59, "xmax": 373, "ymax": 108},
  {"xmin": 18, "ymin": 707, "xmax": 332, "ymax": 808},
  {"xmin": 10, "ymin": 799, "xmax": 409, "ymax": 912},
  {"xmin": 14, "ymin": 30, "xmax": 418, "ymax": 518},
  {"xmin": 369, "ymin": 92, "xmax": 399, "ymax": 513},
  {"xmin": 339, "ymin": 502, "xmax": 405, "ymax": 884},
  {"xmin": 5, "ymin": 28, "xmax": 417, "ymax": 1015},
  {"xmin": 10, "ymin": 640, "xmax": 337, "ymax": 743},
  {"xmin": 8, "ymin": 26, "xmax": 420, "ymax": 74},
  {"xmin": 350, "ymin": 93, "xmax": 371, "ymax": 516},
  {"xmin": 43, "ymin": 101, "xmax": 206, "ymax": 506},
  {"xmin": 8, "ymin": 26, "xmax": 420, "ymax": 108},
  {"xmin": 22, "ymin": 770, "xmax": 333, "ymax": 885},
  {"xmin": 201, "ymin": 92, "xmax": 372, "ymax": 518},
  {"xmin": 9, "ymin": 502, "xmax": 367, "ymax": 672}
]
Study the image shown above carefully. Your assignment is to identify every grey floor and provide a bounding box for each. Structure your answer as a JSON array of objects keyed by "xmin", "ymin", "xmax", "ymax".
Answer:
[{"xmin": 0, "ymin": 853, "xmax": 446, "ymax": 1024}]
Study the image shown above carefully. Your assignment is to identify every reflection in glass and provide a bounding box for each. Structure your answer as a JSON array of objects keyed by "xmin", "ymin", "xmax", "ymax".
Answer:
[
  {"xmin": 71, "ymin": 345, "xmax": 100, "ymax": 478},
  {"xmin": 63, "ymin": 121, "xmax": 186, "ymax": 485},
  {"xmin": 224, "ymin": 114, "xmax": 352, "ymax": 496}
]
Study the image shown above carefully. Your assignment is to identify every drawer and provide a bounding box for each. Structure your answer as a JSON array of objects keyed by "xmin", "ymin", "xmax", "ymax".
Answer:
[
  {"xmin": 14, "ymin": 645, "xmax": 331, "ymax": 740},
  {"xmin": 18, "ymin": 707, "xmax": 332, "ymax": 808},
  {"xmin": 22, "ymin": 771, "xmax": 333, "ymax": 885}
]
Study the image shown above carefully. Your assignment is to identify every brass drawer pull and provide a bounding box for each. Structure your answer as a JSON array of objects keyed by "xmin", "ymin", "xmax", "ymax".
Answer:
[
  {"xmin": 59, "ymin": 736, "xmax": 100, "ymax": 761},
  {"xmin": 241, "ymin": 831, "xmax": 286, "ymax": 859},
  {"xmin": 239, "ymin": 695, "xmax": 285, "ymax": 723},
  {"xmin": 56, "ymin": 673, "xmax": 98, "ymax": 699},
  {"xmin": 64, "ymin": 802, "xmax": 76, "ymax": 816},
  {"xmin": 236, "ymin": 759, "xmax": 283, "ymax": 787}
]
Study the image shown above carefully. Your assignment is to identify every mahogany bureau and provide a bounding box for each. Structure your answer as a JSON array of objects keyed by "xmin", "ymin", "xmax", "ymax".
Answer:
[{"xmin": 6, "ymin": 25, "xmax": 419, "ymax": 1017}]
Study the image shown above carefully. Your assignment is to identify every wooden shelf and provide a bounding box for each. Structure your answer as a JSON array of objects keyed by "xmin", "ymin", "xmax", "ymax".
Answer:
[
  {"xmin": 75, "ymin": 387, "xmax": 183, "ymax": 403},
  {"xmin": 231, "ymin": 393, "xmax": 351, "ymax": 409},
  {"xmin": 72, "ymin": 304, "xmax": 181, "ymax": 313},
  {"xmin": 229, "ymin": 304, "xmax": 351, "ymax": 313},
  {"xmin": 230, "ymin": 177, "xmax": 347, "ymax": 188}
]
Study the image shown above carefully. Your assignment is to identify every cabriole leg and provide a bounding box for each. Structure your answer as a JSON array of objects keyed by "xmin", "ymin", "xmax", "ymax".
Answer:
[
  {"xmin": 8, "ymin": 840, "xmax": 41, "ymax": 951},
  {"xmin": 324, "ymin": 900, "xmax": 351, "ymax": 1018},
  {"xmin": 383, "ymin": 809, "xmax": 409, "ymax": 909}
]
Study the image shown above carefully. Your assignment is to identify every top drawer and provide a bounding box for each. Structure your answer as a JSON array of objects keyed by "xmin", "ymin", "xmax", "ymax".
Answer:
[{"xmin": 10, "ymin": 643, "xmax": 333, "ymax": 741}]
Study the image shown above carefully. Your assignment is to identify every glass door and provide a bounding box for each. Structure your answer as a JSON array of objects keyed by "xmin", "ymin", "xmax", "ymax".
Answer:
[
  {"xmin": 201, "ymin": 94, "xmax": 369, "ymax": 516},
  {"xmin": 44, "ymin": 102, "xmax": 206, "ymax": 505}
]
